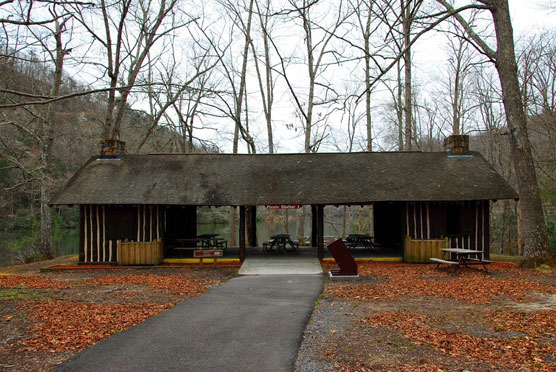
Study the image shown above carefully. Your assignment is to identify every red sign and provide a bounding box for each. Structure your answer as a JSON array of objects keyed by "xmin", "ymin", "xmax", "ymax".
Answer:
[
  {"xmin": 194, "ymin": 250, "xmax": 223, "ymax": 257},
  {"xmin": 266, "ymin": 204, "xmax": 302, "ymax": 210}
]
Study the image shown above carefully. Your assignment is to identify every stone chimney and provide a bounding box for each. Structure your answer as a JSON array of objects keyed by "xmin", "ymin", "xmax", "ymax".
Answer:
[
  {"xmin": 444, "ymin": 134, "xmax": 469, "ymax": 155},
  {"xmin": 100, "ymin": 138, "xmax": 126, "ymax": 158}
]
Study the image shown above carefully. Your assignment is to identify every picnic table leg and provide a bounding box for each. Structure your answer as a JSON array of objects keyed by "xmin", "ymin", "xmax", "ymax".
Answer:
[{"xmin": 437, "ymin": 251, "xmax": 447, "ymax": 269}]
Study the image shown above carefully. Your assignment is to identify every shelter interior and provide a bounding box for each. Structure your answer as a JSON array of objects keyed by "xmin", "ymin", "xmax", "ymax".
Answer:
[{"xmin": 78, "ymin": 200, "xmax": 490, "ymax": 263}]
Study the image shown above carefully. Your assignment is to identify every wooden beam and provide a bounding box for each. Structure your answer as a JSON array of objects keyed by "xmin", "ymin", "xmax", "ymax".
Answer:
[
  {"xmin": 317, "ymin": 205, "xmax": 324, "ymax": 260},
  {"xmin": 239, "ymin": 206, "xmax": 246, "ymax": 261}
]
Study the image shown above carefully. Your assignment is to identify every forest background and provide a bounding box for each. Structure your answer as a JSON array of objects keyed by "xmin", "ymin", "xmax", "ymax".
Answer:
[{"xmin": 0, "ymin": 0, "xmax": 554, "ymax": 266}]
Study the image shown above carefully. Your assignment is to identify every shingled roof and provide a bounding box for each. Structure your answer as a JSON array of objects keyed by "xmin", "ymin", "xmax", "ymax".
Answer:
[{"xmin": 50, "ymin": 151, "xmax": 518, "ymax": 206}]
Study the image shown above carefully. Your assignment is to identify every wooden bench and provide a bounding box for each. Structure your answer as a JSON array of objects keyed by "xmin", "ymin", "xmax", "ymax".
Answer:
[
  {"xmin": 430, "ymin": 257, "xmax": 492, "ymax": 271},
  {"xmin": 263, "ymin": 239, "xmax": 275, "ymax": 252},
  {"xmin": 466, "ymin": 258, "xmax": 493, "ymax": 271},
  {"xmin": 215, "ymin": 239, "xmax": 228, "ymax": 251},
  {"xmin": 289, "ymin": 239, "xmax": 299, "ymax": 251},
  {"xmin": 430, "ymin": 258, "xmax": 459, "ymax": 270}
]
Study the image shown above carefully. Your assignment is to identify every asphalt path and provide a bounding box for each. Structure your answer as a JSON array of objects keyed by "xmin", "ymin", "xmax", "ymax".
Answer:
[{"xmin": 54, "ymin": 274, "xmax": 323, "ymax": 372}]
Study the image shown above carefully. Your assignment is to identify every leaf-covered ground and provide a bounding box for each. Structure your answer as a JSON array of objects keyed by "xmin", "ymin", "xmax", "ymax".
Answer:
[
  {"xmin": 0, "ymin": 264, "xmax": 236, "ymax": 371},
  {"xmin": 295, "ymin": 262, "xmax": 556, "ymax": 372}
]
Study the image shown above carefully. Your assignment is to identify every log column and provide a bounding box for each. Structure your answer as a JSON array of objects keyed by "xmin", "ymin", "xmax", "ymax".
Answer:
[
  {"xmin": 239, "ymin": 206, "xmax": 246, "ymax": 261},
  {"xmin": 317, "ymin": 205, "xmax": 324, "ymax": 260},
  {"xmin": 311, "ymin": 205, "xmax": 317, "ymax": 247},
  {"xmin": 246, "ymin": 206, "xmax": 257, "ymax": 247},
  {"xmin": 484, "ymin": 201, "xmax": 490, "ymax": 259},
  {"xmin": 79, "ymin": 205, "xmax": 85, "ymax": 263}
]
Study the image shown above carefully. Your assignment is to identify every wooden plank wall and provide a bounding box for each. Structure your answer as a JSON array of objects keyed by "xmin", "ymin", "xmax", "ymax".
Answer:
[
  {"xmin": 404, "ymin": 201, "xmax": 490, "ymax": 258},
  {"xmin": 81, "ymin": 205, "xmax": 162, "ymax": 263},
  {"xmin": 403, "ymin": 236, "xmax": 446, "ymax": 263},
  {"xmin": 117, "ymin": 240, "xmax": 164, "ymax": 265}
]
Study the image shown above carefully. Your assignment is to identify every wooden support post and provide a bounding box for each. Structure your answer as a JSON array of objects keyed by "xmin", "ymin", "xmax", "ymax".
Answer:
[
  {"xmin": 317, "ymin": 205, "xmax": 324, "ymax": 260},
  {"xmin": 96, "ymin": 205, "xmax": 100, "ymax": 263},
  {"xmin": 249, "ymin": 206, "xmax": 257, "ymax": 247},
  {"xmin": 89, "ymin": 204, "xmax": 93, "ymax": 262},
  {"xmin": 194, "ymin": 206, "xmax": 198, "ymax": 239},
  {"xmin": 80, "ymin": 205, "xmax": 85, "ymax": 263},
  {"xmin": 156, "ymin": 205, "xmax": 160, "ymax": 241},
  {"xmin": 102, "ymin": 205, "xmax": 106, "ymax": 262},
  {"xmin": 239, "ymin": 206, "xmax": 246, "ymax": 261},
  {"xmin": 246, "ymin": 207, "xmax": 253, "ymax": 246},
  {"xmin": 311, "ymin": 205, "xmax": 317, "ymax": 247},
  {"xmin": 484, "ymin": 201, "xmax": 490, "ymax": 259},
  {"xmin": 137, "ymin": 205, "xmax": 140, "ymax": 241}
]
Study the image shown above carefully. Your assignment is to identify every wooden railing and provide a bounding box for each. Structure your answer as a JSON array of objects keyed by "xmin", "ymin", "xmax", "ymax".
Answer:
[
  {"xmin": 117, "ymin": 240, "xmax": 164, "ymax": 265},
  {"xmin": 403, "ymin": 236, "xmax": 447, "ymax": 263}
]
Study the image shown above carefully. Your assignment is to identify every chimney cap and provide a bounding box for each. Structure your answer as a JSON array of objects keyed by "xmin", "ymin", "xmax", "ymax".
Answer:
[
  {"xmin": 444, "ymin": 134, "xmax": 469, "ymax": 155},
  {"xmin": 100, "ymin": 138, "xmax": 126, "ymax": 158}
]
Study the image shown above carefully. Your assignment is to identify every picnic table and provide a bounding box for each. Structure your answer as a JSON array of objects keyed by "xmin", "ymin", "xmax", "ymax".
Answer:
[
  {"xmin": 343, "ymin": 233, "xmax": 375, "ymax": 252},
  {"xmin": 263, "ymin": 233, "xmax": 298, "ymax": 253},
  {"xmin": 430, "ymin": 248, "xmax": 492, "ymax": 271}
]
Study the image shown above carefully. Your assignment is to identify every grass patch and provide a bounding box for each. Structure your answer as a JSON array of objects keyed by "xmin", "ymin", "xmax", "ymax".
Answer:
[
  {"xmin": 490, "ymin": 254, "xmax": 521, "ymax": 264},
  {"xmin": 0, "ymin": 288, "xmax": 51, "ymax": 302}
]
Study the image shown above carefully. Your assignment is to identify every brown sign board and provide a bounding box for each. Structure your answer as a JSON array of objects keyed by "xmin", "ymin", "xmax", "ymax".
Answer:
[{"xmin": 194, "ymin": 250, "xmax": 223, "ymax": 258}]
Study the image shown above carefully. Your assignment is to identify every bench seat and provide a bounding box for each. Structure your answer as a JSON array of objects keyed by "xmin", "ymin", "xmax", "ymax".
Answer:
[
  {"xmin": 430, "ymin": 258, "xmax": 458, "ymax": 265},
  {"xmin": 467, "ymin": 258, "xmax": 493, "ymax": 264}
]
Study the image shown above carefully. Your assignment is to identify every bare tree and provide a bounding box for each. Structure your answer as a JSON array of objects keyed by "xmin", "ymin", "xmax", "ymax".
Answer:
[
  {"xmin": 270, "ymin": 0, "xmax": 350, "ymax": 242},
  {"xmin": 250, "ymin": 0, "xmax": 277, "ymax": 154},
  {"xmin": 437, "ymin": 0, "xmax": 553, "ymax": 267},
  {"xmin": 0, "ymin": 2, "xmax": 73, "ymax": 259},
  {"xmin": 135, "ymin": 37, "xmax": 217, "ymax": 153},
  {"xmin": 434, "ymin": 23, "xmax": 480, "ymax": 136},
  {"xmin": 70, "ymin": 0, "xmax": 187, "ymax": 141}
]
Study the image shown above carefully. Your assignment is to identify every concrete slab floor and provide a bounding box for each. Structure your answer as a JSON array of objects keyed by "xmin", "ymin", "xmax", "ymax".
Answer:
[{"xmin": 238, "ymin": 256, "xmax": 323, "ymax": 275}]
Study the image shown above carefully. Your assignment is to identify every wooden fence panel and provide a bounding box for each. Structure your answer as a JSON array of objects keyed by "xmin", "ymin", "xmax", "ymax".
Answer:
[
  {"xmin": 404, "ymin": 236, "xmax": 447, "ymax": 263},
  {"xmin": 117, "ymin": 240, "xmax": 163, "ymax": 265}
]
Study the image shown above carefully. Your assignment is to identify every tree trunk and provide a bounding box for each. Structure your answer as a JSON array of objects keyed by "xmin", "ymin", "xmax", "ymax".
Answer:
[
  {"xmin": 402, "ymin": 0, "xmax": 412, "ymax": 150},
  {"xmin": 397, "ymin": 61, "xmax": 404, "ymax": 150},
  {"xmin": 40, "ymin": 20, "xmax": 67, "ymax": 259},
  {"xmin": 490, "ymin": 0, "xmax": 552, "ymax": 267},
  {"xmin": 364, "ymin": 6, "xmax": 373, "ymax": 152}
]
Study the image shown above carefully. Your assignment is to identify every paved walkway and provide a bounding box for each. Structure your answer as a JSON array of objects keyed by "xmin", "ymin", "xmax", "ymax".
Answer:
[
  {"xmin": 238, "ymin": 256, "xmax": 323, "ymax": 275},
  {"xmin": 54, "ymin": 274, "xmax": 323, "ymax": 372}
]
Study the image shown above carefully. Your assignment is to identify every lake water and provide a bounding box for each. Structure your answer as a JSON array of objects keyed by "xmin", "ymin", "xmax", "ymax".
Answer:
[
  {"xmin": 1, "ymin": 208, "xmax": 368, "ymax": 266},
  {"xmin": 197, "ymin": 219, "xmax": 343, "ymax": 244},
  {"xmin": 0, "ymin": 228, "xmax": 80, "ymax": 266}
]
